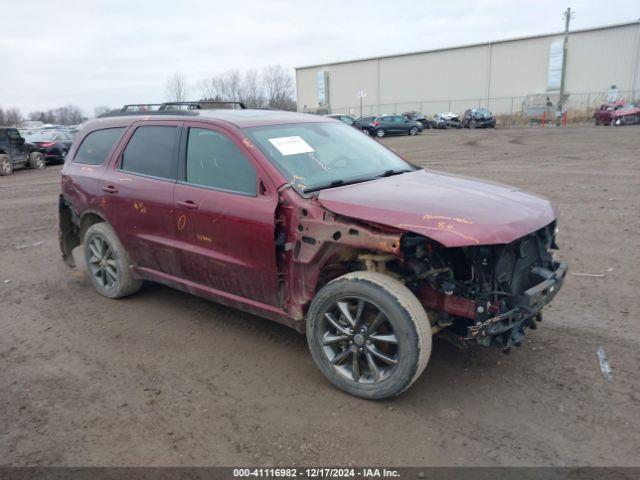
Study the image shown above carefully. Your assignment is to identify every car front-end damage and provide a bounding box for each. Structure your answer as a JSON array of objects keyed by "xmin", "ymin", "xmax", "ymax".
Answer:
[
  {"xmin": 290, "ymin": 213, "xmax": 566, "ymax": 350},
  {"xmin": 403, "ymin": 223, "xmax": 566, "ymax": 349},
  {"xmin": 281, "ymin": 169, "xmax": 567, "ymax": 350}
]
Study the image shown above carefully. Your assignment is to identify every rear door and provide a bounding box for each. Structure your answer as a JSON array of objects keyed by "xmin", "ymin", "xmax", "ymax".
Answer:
[
  {"xmin": 173, "ymin": 122, "xmax": 280, "ymax": 306},
  {"xmin": 100, "ymin": 121, "xmax": 182, "ymax": 276}
]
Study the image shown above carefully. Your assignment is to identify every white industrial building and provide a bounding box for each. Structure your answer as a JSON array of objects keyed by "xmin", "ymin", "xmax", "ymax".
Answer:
[{"xmin": 295, "ymin": 21, "xmax": 640, "ymax": 116}]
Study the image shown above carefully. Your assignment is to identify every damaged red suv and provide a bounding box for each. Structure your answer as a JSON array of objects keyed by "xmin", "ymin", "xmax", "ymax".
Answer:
[{"xmin": 59, "ymin": 101, "xmax": 567, "ymax": 399}]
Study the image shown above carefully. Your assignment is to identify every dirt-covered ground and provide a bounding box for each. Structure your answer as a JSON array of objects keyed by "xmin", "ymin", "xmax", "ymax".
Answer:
[{"xmin": 1, "ymin": 125, "xmax": 639, "ymax": 466}]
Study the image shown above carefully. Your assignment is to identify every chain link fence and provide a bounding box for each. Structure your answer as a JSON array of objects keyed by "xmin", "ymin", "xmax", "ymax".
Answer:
[{"xmin": 328, "ymin": 90, "xmax": 640, "ymax": 126}]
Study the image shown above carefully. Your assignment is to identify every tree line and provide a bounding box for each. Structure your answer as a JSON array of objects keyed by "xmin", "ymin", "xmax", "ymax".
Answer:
[
  {"xmin": 0, "ymin": 104, "xmax": 86, "ymax": 127},
  {"xmin": 166, "ymin": 65, "xmax": 296, "ymax": 111},
  {"xmin": 1, "ymin": 64, "xmax": 296, "ymax": 127}
]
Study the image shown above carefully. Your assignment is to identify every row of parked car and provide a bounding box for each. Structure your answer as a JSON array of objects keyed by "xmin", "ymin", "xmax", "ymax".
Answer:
[
  {"xmin": 0, "ymin": 124, "xmax": 83, "ymax": 176},
  {"xmin": 326, "ymin": 108, "xmax": 496, "ymax": 137}
]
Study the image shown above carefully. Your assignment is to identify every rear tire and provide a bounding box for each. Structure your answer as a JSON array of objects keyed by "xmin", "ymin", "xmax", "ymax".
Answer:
[
  {"xmin": 0, "ymin": 155, "xmax": 12, "ymax": 176},
  {"xmin": 376, "ymin": 128, "xmax": 386, "ymax": 138},
  {"xmin": 83, "ymin": 222, "xmax": 142, "ymax": 299},
  {"xmin": 610, "ymin": 118, "xmax": 616, "ymax": 126},
  {"xmin": 306, "ymin": 271, "xmax": 432, "ymax": 399},
  {"xmin": 28, "ymin": 152, "xmax": 45, "ymax": 169}
]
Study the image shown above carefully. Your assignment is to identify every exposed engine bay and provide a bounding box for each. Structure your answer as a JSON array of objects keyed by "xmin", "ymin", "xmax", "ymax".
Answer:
[{"xmin": 392, "ymin": 221, "xmax": 567, "ymax": 350}]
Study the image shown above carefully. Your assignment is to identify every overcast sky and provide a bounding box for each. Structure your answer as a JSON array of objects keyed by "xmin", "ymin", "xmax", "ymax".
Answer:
[{"xmin": 1, "ymin": 0, "xmax": 638, "ymax": 116}]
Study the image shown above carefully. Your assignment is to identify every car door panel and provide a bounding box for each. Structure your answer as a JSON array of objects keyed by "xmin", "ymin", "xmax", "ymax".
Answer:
[
  {"xmin": 173, "ymin": 122, "xmax": 280, "ymax": 306},
  {"xmin": 100, "ymin": 121, "xmax": 182, "ymax": 276}
]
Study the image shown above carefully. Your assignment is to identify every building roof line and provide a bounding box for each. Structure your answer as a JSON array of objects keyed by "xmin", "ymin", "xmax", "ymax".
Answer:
[{"xmin": 295, "ymin": 20, "xmax": 640, "ymax": 70}]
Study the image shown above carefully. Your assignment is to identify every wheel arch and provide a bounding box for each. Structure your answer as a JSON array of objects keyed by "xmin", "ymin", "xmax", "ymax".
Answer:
[{"xmin": 58, "ymin": 196, "xmax": 109, "ymax": 267}]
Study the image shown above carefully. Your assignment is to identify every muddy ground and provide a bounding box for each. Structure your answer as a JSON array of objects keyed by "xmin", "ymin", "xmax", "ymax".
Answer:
[{"xmin": 1, "ymin": 125, "xmax": 639, "ymax": 466}]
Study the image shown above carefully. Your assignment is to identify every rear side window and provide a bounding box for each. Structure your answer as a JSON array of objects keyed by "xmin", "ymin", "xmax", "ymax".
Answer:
[
  {"xmin": 121, "ymin": 126, "xmax": 179, "ymax": 180},
  {"xmin": 75, "ymin": 128, "xmax": 125, "ymax": 165},
  {"xmin": 185, "ymin": 128, "xmax": 256, "ymax": 195}
]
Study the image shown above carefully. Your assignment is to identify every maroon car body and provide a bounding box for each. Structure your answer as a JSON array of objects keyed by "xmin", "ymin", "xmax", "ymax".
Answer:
[
  {"xmin": 58, "ymin": 106, "xmax": 566, "ymax": 398},
  {"xmin": 593, "ymin": 101, "xmax": 640, "ymax": 126}
]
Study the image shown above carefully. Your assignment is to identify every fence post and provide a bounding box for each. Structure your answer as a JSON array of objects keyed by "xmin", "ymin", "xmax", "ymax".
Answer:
[
  {"xmin": 448, "ymin": 100, "xmax": 451, "ymax": 111},
  {"xmin": 510, "ymin": 97, "xmax": 514, "ymax": 124}
]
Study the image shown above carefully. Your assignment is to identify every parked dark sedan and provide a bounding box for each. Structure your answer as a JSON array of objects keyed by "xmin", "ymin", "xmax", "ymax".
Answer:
[
  {"xmin": 462, "ymin": 108, "xmax": 496, "ymax": 128},
  {"xmin": 25, "ymin": 130, "xmax": 74, "ymax": 163},
  {"xmin": 355, "ymin": 115, "xmax": 422, "ymax": 137}
]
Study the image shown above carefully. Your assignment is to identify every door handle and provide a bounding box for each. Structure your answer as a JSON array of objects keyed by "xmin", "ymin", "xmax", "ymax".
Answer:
[
  {"xmin": 102, "ymin": 185, "xmax": 118, "ymax": 194},
  {"xmin": 176, "ymin": 200, "xmax": 199, "ymax": 210}
]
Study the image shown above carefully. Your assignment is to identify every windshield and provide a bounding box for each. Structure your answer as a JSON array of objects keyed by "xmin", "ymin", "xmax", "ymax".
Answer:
[
  {"xmin": 244, "ymin": 122, "xmax": 415, "ymax": 193},
  {"xmin": 476, "ymin": 108, "xmax": 491, "ymax": 115}
]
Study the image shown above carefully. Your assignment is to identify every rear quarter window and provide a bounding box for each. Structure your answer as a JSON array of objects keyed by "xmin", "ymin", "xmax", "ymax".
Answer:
[{"xmin": 74, "ymin": 127, "xmax": 125, "ymax": 165}]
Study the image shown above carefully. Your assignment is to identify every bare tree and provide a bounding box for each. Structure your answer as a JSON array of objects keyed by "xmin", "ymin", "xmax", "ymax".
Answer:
[
  {"xmin": 262, "ymin": 65, "xmax": 296, "ymax": 111},
  {"xmin": 94, "ymin": 105, "xmax": 111, "ymax": 117},
  {"xmin": 165, "ymin": 72, "xmax": 189, "ymax": 102},
  {"xmin": 198, "ymin": 65, "xmax": 294, "ymax": 110},
  {"xmin": 0, "ymin": 108, "xmax": 5, "ymax": 126},
  {"xmin": 5, "ymin": 108, "xmax": 23, "ymax": 127},
  {"xmin": 241, "ymin": 69, "xmax": 266, "ymax": 109}
]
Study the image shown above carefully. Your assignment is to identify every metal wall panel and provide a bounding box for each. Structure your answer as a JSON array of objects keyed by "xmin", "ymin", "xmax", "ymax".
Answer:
[{"xmin": 295, "ymin": 22, "xmax": 640, "ymax": 114}]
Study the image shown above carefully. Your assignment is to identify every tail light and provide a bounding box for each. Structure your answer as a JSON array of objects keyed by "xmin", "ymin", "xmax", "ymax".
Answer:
[
  {"xmin": 40, "ymin": 142, "xmax": 56, "ymax": 147},
  {"xmin": 370, "ymin": 121, "xmax": 380, "ymax": 127}
]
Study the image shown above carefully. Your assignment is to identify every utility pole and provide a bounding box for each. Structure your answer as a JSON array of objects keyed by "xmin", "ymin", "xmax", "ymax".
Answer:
[{"xmin": 557, "ymin": 7, "xmax": 573, "ymax": 125}]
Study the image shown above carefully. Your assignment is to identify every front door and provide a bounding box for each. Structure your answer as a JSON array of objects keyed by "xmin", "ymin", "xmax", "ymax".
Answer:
[
  {"xmin": 7, "ymin": 129, "xmax": 28, "ymax": 163},
  {"xmin": 173, "ymin": 123, "xmax": 280, "ymax": 307}
]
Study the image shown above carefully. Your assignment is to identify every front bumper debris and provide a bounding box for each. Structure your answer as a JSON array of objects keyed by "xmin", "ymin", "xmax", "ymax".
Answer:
[{"xmin": 467, "ymin": 261, "xmax": 567, "ymax": 346}]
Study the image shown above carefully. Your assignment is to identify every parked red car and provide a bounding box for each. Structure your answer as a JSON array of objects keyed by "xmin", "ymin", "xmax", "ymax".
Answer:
[
  {"xmin": 593, "ymin": 101, "xmax": 640, "ymax": 126},
  {"xmin": 59, "ymin": 102, "xmax": 567, "ymax": 399}
]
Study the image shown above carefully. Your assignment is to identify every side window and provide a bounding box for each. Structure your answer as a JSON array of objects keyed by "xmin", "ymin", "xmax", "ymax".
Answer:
[
  {"xmin": 74, "ymin": 127, "xmax": 125, "ymax": 165},
  {"xmin": 7, "ymin": 130, "xmax": 20, "ymax": 141},
  {"xmin": 185, "ymin": 128, "xmax": 257, "ymax": 196},
  {"xmin": 394, "ymin": 116, "xmax": 405, "ymax": 124},
  {"xmin": 382, "ymin": 116, "xmax": 394, "ymax": 124},
  {"xmin": 121, "ymin": 126, "xmax": 179, "ymax": 179},
  {"xmin": 0, "ymin": 130, "xmax": 7, "ymax": 141}
]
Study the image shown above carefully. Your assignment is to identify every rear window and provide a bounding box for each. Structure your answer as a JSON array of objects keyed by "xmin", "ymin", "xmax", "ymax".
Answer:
[
  {"xmin": 74, "ymin": 127, "xmax": 125, "ymax": 165},
  {"xmin": 120, "ymin": 126, "xmax": 179, "ymax": 180}
]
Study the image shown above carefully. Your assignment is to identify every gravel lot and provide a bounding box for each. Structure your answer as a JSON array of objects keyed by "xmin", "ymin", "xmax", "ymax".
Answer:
[{"xmin": 1, "ymin": 125, "xmax": 639, "ymax": 466}]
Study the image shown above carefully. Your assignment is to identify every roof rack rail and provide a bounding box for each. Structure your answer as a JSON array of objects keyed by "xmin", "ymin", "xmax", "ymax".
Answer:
[
  {"xmin": 159, "ymin": 100, "xmax": 246, "ymax": 110},
  {"xmin": 121, "ymin": 104, "xmax": 163, "ymax": 112},
  {"xmin": 97, "ymin": 100, "xmax": 246, "ymax": 118}
]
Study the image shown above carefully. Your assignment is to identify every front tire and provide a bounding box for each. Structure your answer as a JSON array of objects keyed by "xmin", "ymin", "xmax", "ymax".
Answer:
[
  {"xmin": 83, "ymin": 222, "xmax": 142, "ymax": 298},
  {"xmin": 0, "ymin": 154, "xmax": 13, "ymax": 176},
  {"xmin": 409, "ymin": 127, "xmax": 418, "ymax": 136},
  {"xmin": 306, "ymin": 271, "xmax": 432, "ymax": 399}
]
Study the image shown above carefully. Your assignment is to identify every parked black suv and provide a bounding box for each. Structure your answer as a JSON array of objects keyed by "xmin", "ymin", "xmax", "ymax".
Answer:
[
  {"xmin": 355, "ymin": 115, "xmax": 422, "ymax": 137},
  {"xmin": 0, "ymin": 127, "xmax": 45, "ymax": 176},
  {"xmin": 462, "ymin": 108, "xmax": 496, "ymax": 128}
]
